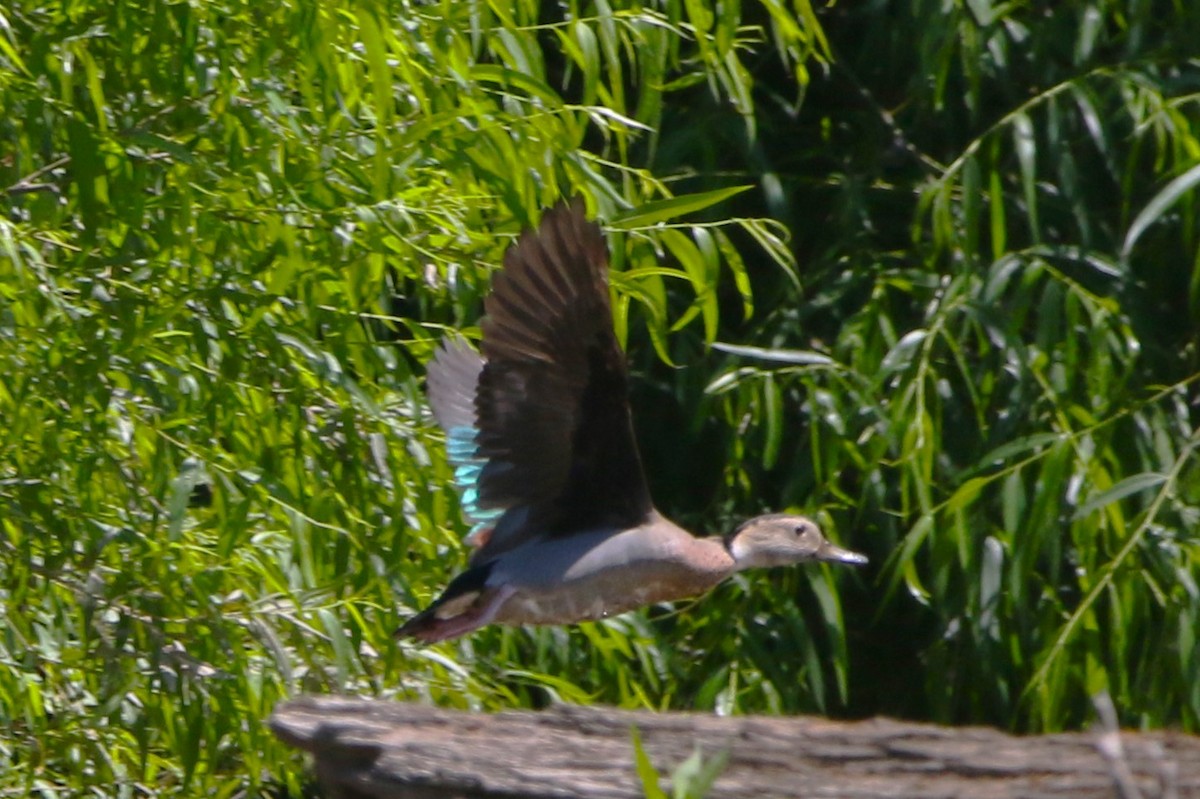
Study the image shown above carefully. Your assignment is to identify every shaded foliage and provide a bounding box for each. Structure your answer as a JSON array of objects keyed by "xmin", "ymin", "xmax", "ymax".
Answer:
[{"xmin": 700, "ymin": 1, "xmax": 1200, "ymax": 732}]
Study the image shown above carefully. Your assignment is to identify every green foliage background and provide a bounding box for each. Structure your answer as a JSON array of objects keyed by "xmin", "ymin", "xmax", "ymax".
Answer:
[{"xmin": 2, "ymin": 0, "xmax": 1199, "ymax": 795}]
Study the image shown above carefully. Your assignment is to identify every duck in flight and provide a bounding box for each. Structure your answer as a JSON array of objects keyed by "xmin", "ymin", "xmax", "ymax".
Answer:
[{"xmin": 398, "ymin": 200, "xmax": 867, "ymax": 643}]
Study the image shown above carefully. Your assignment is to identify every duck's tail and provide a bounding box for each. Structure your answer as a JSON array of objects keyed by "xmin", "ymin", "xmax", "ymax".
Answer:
[{"xmin": 395, "ymin": 561, "xmax": 508, "ymax": 644}]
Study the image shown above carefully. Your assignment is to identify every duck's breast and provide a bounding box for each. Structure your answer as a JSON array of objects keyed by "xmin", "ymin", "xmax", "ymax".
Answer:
[{"xmin": 486, "ymin": 523, "xmax": 733, "ymax": 624}]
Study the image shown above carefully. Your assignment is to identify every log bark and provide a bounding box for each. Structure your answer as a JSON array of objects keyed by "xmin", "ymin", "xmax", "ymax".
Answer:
[{"xmin": 270, "ymin": 696, "xmax": 1199, "ymax": 799}]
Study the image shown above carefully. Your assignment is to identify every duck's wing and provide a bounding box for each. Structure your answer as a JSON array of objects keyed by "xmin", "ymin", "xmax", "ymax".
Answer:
[
  {"xmin": 426, "ymin": 199, "xmax": 654, "ymax": 564},
  {"xmin": 426, "ymin": 337, "xmax": 502, "ymax": 547}
]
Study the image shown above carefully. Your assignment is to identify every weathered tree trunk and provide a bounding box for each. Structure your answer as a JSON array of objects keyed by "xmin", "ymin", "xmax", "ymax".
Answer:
[{"xmin": 270, "ymin": 696, "xmax": 1199, "ymax": 799}]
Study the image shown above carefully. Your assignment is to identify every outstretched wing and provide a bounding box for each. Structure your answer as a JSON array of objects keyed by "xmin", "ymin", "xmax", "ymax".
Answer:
[
  {"xmin": 426, "ymin": 199, "xmax": 654, "ymax": 564},
  {"xmin": 425, "ymin": 337, "xmax": 501, "ymax": 547}
]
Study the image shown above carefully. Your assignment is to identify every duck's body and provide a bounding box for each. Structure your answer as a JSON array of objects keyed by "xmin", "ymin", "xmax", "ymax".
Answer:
[
  {"xmin": 491, "ymin": 514, "xmax": 731, "ymax": 617},
  {"xmin": 403, "ymin": 512, "xmax": 734, "ymax": 641},
  {"xmin": 397, "ymin": 200, "xmax": 866, "ymax": 643}
]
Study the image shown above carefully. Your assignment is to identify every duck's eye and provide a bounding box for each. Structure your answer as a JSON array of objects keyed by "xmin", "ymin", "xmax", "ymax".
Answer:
[{"xmin": 794, "ymin": 524, "xmax": 807, "ymax": 536}]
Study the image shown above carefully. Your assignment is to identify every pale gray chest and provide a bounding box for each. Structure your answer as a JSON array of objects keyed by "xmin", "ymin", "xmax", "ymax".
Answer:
[{"xmin": 486, "ymin": 526, "xmax": 732, "ymax": 624}]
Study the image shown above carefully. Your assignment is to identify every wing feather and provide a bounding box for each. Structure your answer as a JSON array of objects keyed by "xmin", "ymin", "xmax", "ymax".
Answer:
[{"xmin": 427, "ymin": 199, "xmax": 654, "ymax": 564}]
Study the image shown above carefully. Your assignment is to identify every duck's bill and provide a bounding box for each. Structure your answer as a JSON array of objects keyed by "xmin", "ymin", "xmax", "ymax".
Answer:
[{"xmin": 818, "ymin": 542, "xmax": 869, "ymax": 566}]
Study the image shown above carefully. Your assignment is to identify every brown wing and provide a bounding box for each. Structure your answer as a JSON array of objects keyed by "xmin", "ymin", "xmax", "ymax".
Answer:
[{"xmin": 469, "ymin": 199, "xmax": 654, "ymax": 563}]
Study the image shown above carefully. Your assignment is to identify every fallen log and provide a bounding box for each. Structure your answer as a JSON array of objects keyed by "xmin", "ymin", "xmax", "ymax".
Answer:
[{"xmin": 270, "ymin": 696, "xmax": 1199, "ymax": 799}]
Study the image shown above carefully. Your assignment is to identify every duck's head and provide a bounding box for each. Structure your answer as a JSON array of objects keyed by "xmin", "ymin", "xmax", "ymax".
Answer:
[{"xmin": 725, "ymin": 514, "xmax": 867, "ymax": 571}]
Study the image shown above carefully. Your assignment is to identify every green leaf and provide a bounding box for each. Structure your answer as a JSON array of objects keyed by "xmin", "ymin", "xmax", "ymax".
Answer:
[
  {"xmin": 660, "ymin": 228, "xmax": 716, "ymax": 341},
  {"xmin": 1122, "ymin": 162, "xmax": 1200, "ymax": 259},
  {"xmin": 978, "ymin": 432, "xmax": 1062, "ymax": 466},
  {"xmin": 762, "ymin": 373, "xmax": 781, "ymax": 469},
  {"xmin": 671, "ymin": 745, "xmax": 729, "ymax": 799},
  {"xmin": 0, "ymin": 15, "xmax": 30, "ymax": 77},
  {"xmin": 630, "ymin": 726, "xmax": 668, "ymax": 799},
  {"xmin": 714, "ymin": 229, "xmax": 754, "ymax": 319},
  {"xmin": 356, "ymin": 9, "xmax": 393, "ymax": 197},
  {"xmin": 1073, "ymin": 472, "xmax": 1168, "ymax": 520},
  {"xmin": 470, "ymin": 65, "xmax": 564, "ymax": 108},
  {"xmin": 1012, "ymin": 112, "xmax": 1039, "ymax": 242},
  {"xmin": 879, "ymin": 329, "xmax": 928, "ymax": 374},
  {"xmin": 989, "ymin": 164, "xmax": 1007, "ymax": 261},
  {"xmin": 609, "ymin": 187, "xmax": 753, "ymax": 228},
  {"xmin": 127, "ymin": 131, "xmax": 196, "ymax": 164},
  {"xmin": 712, "ymin": 342, "xmax": 834, "ymax": 365},
  {"xmin": 945, "ymin": 476, "xmax": 988, "ymax": 514}
]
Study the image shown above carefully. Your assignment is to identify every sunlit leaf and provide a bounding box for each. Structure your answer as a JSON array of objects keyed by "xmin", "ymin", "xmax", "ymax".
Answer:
[
  {"xmin": 609, "ymin": 187, "xmax": 753, "ymax": 228},
  {"xmin": 630, "ymin": 726, "xmax": 668, "ymax": 799},
  {"xmin": 1122, "ymin": 162, "xmax": 1200, "ymax": 259},
  {"xmin": 711, "ymin": 342, "xmax": 834, "ymax": 365}
]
